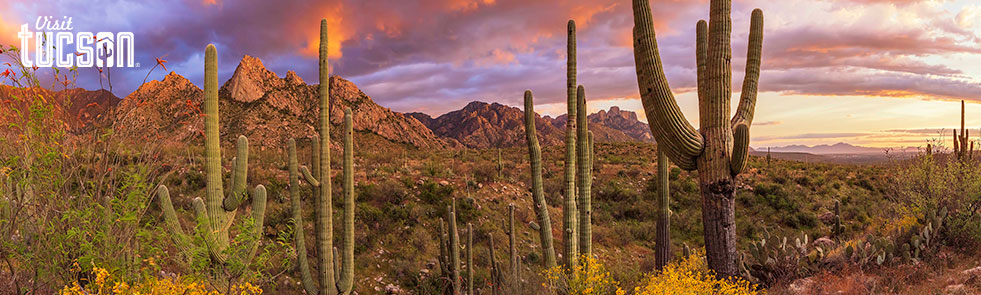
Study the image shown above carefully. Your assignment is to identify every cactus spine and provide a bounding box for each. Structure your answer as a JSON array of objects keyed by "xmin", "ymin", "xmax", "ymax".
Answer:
[
  {"xmin": 156, "ymin": 44, "xmax": 266, "ymax": 266},
  {"xmin": 289, "ymin": 19, "xmax": 356, "ymax": 295},
  {"xmin": 563, "ymin": 19, "xmax": 580, "ymax": 269},
  {"xmin": 655, "ymin": 149, "xmax": 671, "ymax": 270},
  {"xmin": 632, "ymin": 0, "xmax": 764, "ymax": 277},
  {"xmin": 523, "ymin": 90, "xmax": 557, "ymax": 268},
  {"xmin": 448, "ymin": 200, "xmax": 461, "ymax": 295},
  {"xmin": 577, "ymin": 86, "xmax": 593, "ymax": 259}
]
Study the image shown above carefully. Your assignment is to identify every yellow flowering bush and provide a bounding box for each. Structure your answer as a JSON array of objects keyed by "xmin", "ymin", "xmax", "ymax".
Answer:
[
  {"xmin": 634, "ymin": 251, "xmax": 762, "ymax": 295},
  {"xmin": 59, "ymin": 266, "xmax": 262, "ymax": 295},
  {"xmin": 543, "ymin": 256, "xmax": 626, "ymax": 295}
]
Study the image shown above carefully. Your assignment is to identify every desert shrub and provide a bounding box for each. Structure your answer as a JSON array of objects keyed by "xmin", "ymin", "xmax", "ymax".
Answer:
[
  {"xmin": 633, "ymin": 251, "xmax": 760, "ymax": 295},
  {"xmin": 58, "ymin": 266, "xmax": 262, "ymax": 295},
  {"xmin": 542, "ymin": 256, "xmax": 625, "ymax": 295},
  {"xmin": 472, "ymin": 160, "xmax": 499, "ymax": 183}
]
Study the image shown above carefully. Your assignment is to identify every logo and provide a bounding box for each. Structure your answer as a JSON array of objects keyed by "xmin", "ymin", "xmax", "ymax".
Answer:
[{"xmin": 17, "ymin": 16, "xmax": 136, "ymax": 68}]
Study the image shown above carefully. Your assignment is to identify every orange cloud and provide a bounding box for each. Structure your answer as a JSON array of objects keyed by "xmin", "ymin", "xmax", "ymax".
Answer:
[{"xmin": 299, "ymin": 4, "xmax": 350, "ymax": 59}]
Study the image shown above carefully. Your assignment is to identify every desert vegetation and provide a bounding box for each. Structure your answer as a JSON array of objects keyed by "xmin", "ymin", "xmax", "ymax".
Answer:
[{"xmin": 2, "ymin": 0, "xmax": 980, "ymax": 294}]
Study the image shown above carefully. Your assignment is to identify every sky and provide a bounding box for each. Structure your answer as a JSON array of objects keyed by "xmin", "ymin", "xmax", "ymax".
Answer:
[{"xmin": 0, "ymin": 0, "xmax": 979, "ymax": 149}]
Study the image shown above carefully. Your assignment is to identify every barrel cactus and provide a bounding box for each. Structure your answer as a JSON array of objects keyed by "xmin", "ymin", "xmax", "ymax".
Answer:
[
  {"xmin": 156, "ymin": 44, "xmax": 267, "ymax": 266},
  {"xmin": 631, "ymin": 0, "xmax": 764, "ymax": 277}
]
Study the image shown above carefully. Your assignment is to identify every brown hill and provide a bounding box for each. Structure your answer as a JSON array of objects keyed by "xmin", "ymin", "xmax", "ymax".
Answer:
[
  {"xmin": 414, "ymin": 101, "xmax": 655, "ymax": 149},
  {"xmin": 551, "ymin": 106, "xmax": 654, "ymax": 143},
  {"xmin": 116, "ymin": 55, "xmax": 450, "ymax": 149},
  {"xmin": 0, "ymin": 86, "xmax": 120, "ymax": 132},
  {"xmin": 413, "ymin": 101, "xmax": 564, "ymax": 149}
]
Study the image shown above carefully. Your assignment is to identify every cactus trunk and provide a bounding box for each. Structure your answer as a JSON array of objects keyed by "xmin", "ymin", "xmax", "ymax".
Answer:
[
  {"xmin": 576, "ymin": 86, "xmax": 592, "ymax": 259},
  {"xmin": 523, "ymin": 91, "xmax": 557, "ymax": 268},
  {"xmin": 508, "ymin": 204, "xmax": 518, "ymax": 288},
  {"xmin": 563, "ymin": 20, "xmax": 579, "ymax": 269},
  {"xmin": 655, "ymin": 149, "xmax": 671, "ymax": 270},
  {"xmin": 467, "ymin": 223, "xmax": 473, "ymax": 295},
  {"xmin": 631, "ymin": 0, "xmax": 764, "ymax": 277},
  {"xmin": 448, "ymin": 200, "xmax": 461, "ymax": 295}
]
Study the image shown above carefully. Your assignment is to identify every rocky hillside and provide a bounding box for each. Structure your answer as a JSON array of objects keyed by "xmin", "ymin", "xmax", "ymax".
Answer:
[
  {"xmin": 408, "ymin": 101, "xmax": 564, "ymax": 148},
  {"xmin": 115, "ymin": 55, "xmax": 450, "ymax": 149},
  {"xmin": 411, "ymin": 102, "xmax": 654, "ymax": 149},
  {"xmin": 551, "ymin": 106, "xmax": 654, "ymax": 143},
  {"xmin": 0, "ymin": 86, "xmax": 119, "ymax": 132}
]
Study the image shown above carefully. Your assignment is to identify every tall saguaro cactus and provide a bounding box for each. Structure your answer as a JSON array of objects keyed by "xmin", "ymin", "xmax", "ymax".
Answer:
[
  {"xmin": 448, "ymin": 199, "xmax": 462, "ymax": 295},
  {"xmin": 563, "ymin": 19, "xmax": 580, "ymax": 269},
  {"xmin": 156, "ymin": 44, "xmax": 267, "ymax": 266},
  {"xmin": 631, "ymin": 0, "xmax": 764, "ymax": 277},
  {"xmin": 523, "ymin": 91, "xmax": 557, "ymax": 268},
  {"xmin": 954, "ymin": 100, "xmax": 972, "ymax": 160},
  {"xmin": 289, "ymin": 19, "xmax": 356, "ymax": 295},
  {"xmin": 577, "ymin": 86, "xmax": 593, "ymax": 258},
  {"xmin": 467, "ymin": 223, "xmax": 474, "ymax": 295},
  {"xmin": 655, "ymin": 149, "xmax": 671, "ymax": 270}
]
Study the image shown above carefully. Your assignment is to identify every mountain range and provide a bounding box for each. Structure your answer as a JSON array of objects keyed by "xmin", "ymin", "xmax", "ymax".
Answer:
[{"xmin": 3, "ymin": 55, "xmax": 655, "ymax": 150}]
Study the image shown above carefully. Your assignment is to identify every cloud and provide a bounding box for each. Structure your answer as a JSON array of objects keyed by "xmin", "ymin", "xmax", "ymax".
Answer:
[
  {"xmin": 0, "ymin": 0, "xmax": 979, "ymax": 119},
  {"xmin": 755, "ymin": 121, "xmax": 782, "ymax": 126}
]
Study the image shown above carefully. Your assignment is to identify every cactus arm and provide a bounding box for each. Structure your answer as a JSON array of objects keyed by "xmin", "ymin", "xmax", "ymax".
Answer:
[
  {"xmin": 333, "ymin": 247, "xmax": 340, "ymax": 285},
  {"xmin": 631, "ymin": 0, "xmax": 704, "ymax": 170},
  {"xmin": 523, "ymin": 91, "xmax": 557, "ymax": 269},
  {"xmin": 730, "ymin": 9, "xmax": 763, "ymax": 127},
  {"xmin": 299, "ymin": 166, "xmax": 321, "ymax": 187},
  {"xmin": 729, "ymin": 9, "xmax": 763, "ymax": 175},
  {"xmin": 730, "ymin": 122, "xmax": 749, "ymax": 175},
  {"xmin": 288, "ymin": 139, "xmax": 319, "ymax": 295},
  {"xmin": 696, "ymin": 20, "xmax": 708, "ymax": 105},
  {"xmin": 193, "ymin": 196, "xmax": 226, "ymax": 263},
  {"xmin": 223, "ymin": 136, "xmax": 250, "ymax": 211},
  {"xmin": 156, "ymin": 185, "xmax": 192, "ymax": 255},
  {"xmin": 246, "ymin": 185, "xmax": 267, "ymax": 263},
  {"xmin": 338, "ymin": 108, "xmax": 355, "ymax": 295}
]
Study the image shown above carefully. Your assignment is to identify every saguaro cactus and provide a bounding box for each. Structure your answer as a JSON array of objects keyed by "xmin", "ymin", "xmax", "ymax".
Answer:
[
  {"xmin": 832, "ymin": 200, "xmax": 843, "ymax": 239},
  {"xmin": 523, "ymin": 90, "xmax": 557, "ymax": 268},
  {"xmin": 448, "ymin": 200, "xmax": 461, "ymax": 295},
  {"xmin": 577, "ymin": 87, "xmax": 593, "ymax": 259},
  {"xmin": 289, "ymin": 19, "xmax": 356, "ymax": 295},
  {"xmin": 156, "ymin": 44, "xmax": 267, "ymax": 266},
  {"xmin": 631, "ymin": 0, "xmax": 764, "ymax": 277},
  {"xmin": 655, "ymin": 149, "xmax": 671, "ymax": 270},
  {"xmin": 563, "ymin": 20, "xmax": 580, "ymax": 268},
  {"xmin": 954, "ymin": 100, "xmax": 972, "ymax": 160},
  {"xmin": 467, "ymin": 223, "xmax": 474, "ymax": 295},
  {"xmin": 289, "ymin": 108, "xmax": 357, "ymax": 295},
  {"xmin": 507, "ymin": 204, "xmax": 518, "ymax": 285}
]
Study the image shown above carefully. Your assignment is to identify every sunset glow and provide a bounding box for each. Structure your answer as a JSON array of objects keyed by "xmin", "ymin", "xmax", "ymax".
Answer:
[{"xmin": 1, "ymin": 0, "xmax": 979, "ymax": 149}]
